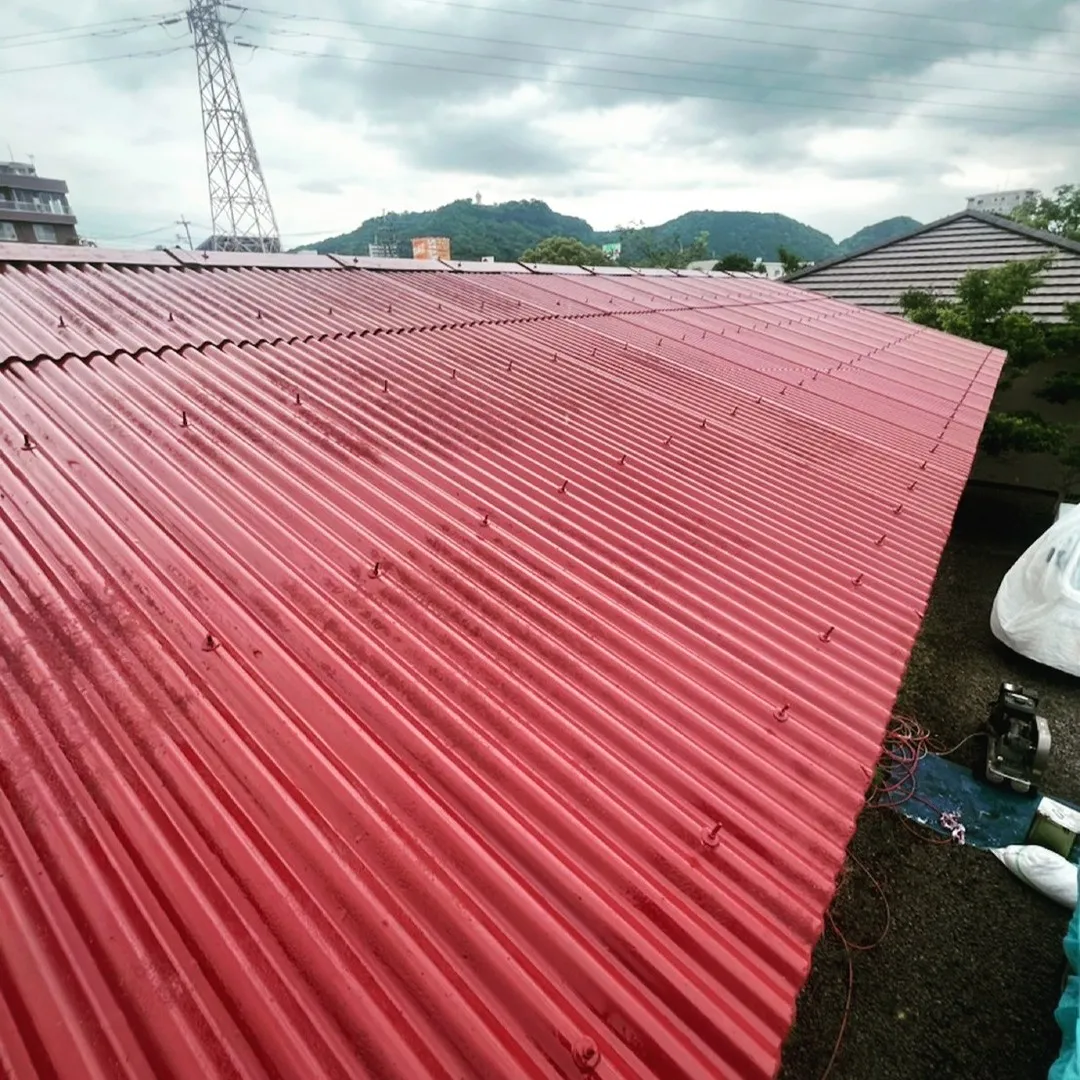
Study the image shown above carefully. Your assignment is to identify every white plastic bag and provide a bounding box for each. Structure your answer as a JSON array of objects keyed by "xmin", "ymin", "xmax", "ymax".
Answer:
[
  {"xmin": 990, "ymin": 511, "xmax": 1080, "ymax": 676},
  {"xmin": 992, "ymin": 844, "xmax": 1078, "ymax": 908}
]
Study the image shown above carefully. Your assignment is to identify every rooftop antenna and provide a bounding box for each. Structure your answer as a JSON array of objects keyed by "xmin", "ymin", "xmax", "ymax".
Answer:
[{"xmin": 186, "ymin": 0, "xmax": 280, "ymax": 252}]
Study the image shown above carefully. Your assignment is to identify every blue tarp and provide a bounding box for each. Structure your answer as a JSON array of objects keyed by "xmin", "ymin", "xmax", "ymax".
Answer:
[
  {"xmin": 883, "ymin": 753, "xmax": 1080, "ymax": 863},
  {"xmin": 1051, "ymin": 900, "xmax": 1080, "ymax": 1080}
]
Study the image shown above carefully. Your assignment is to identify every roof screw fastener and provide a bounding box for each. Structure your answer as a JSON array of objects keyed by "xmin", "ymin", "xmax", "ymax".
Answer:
[
  {"xmin": 657, "ymin": 337, "xmax": 662, "ymax": 345},
  {"xmin": 780, "ymin": 386, "xmax": 786, "ymax": 395},
  {"xmin": 559, "ymin": 478, "xmax": 568, "ymax": 494},
  {"xmin": 383, "ymin": 379, "xmax": 389, "ymax": 392},
  {"xmin": 256, "ymin": 309, "xmax": 262, "ymax": 319},
  {"xmin": 618, "ymin": 453, "xmax": 627, "ymax": 466},
  {"xmin": 700, "ymin": 821, "xmax": 722, "ymax": 849},
  {"xmin": 731, "ymin": 406, "xmax": 738, "ymax": 417},
  {"xmin": 664, "ymin": 434, "xmax": 673, "ymax": 446},
  {"xmin": 907, "ymin": 480, "xmax": 917, "ymax": 491},
  {"xmin": 875, "ymin": 533, "xmax": 886, "ymax": 547},
  {"xmin": 387, "ymin": 304, "xmax": 393, "ymax": 313},
  {"xmin": 481, "ymin": 513, "xmax": 490, "ymax": 527},
  {"xmin": 295, "ymin": 391, "xmax": 301, "ymax": 406},
  {"xmin": 168, "ymin": 311, "xmax": 174, "ymax": 322},
  {"xmin": 370, "ymin": 561, "xmax": 381, "ymax": 578},
  {"xmin": 756, "ymin": 396, "xmax": 763, "ymax": 404},
  {"xmin": 328, "ymin": 306, "xmax": 333, "ymax": 315},
  {"xmin": 894, "ymin": 503, "xmax": 903, "ymax": 515},
  {"xmin": 700, "ymin": 418, "xmax": 707, "ymax": 430},
  {"xmin": 507, "ymin": 360, "xmax": 513, "ymax": 372},
  {"xmin": 58, "ymin": 314, "xmax": 65, "ymax": 328},
  {"xmin": 773, "ymin": 703, "xmax": 791, "ymax": 723},
  {"xmin": 919, "ymin": 460, "xmax": 928, "ymax": 470},
  {"xmin": 451, "ymin": 368, "xmax": 456, "ymax": 379},
  {"xmin": 180, "ymin": 410, "xmax": 188, "ymax": 428},
  {"xmin": 819, "ymin": 625, "xmax": 835, "ymax": 643},
  {"xmin": 571, "ymin": 1038, "xmax": 600, "ymax": 1074},
  {"xmin": 852, "ymin": 572, "xmax": 864, "ymax": 587},
  {"xmin": 21, "ymin": 432, "xmax": 33, "ymax": 451},
  {"xmin": 204, "ymin": 632, "xmax": 219, "ymax": 652}
]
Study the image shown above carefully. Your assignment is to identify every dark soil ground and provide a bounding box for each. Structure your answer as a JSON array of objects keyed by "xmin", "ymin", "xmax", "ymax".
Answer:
[{"xmin": 780, "ymin": 484, "xmax": 1080, "ymax": 1080}]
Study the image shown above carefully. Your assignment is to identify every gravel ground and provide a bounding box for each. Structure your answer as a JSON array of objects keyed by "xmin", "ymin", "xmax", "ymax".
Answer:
[{"xmin": 780, "ymin": 483, "xmax": 1080, "ymax": 1080}]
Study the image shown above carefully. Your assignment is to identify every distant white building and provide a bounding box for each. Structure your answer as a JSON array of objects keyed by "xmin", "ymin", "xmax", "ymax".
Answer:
[
  {"xmin": 966, "ymin": 189, "xmax": 1039, "ymax": 215},
  {"xmin": 685, "ymin": 259, "xmax": 787, "ymax": 277}
]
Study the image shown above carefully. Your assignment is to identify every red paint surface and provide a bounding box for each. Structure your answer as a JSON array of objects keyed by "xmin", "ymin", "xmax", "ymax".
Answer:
[{"xmin": 0, "ymin": 255, "xmax": 1002, "ymax": 1079}]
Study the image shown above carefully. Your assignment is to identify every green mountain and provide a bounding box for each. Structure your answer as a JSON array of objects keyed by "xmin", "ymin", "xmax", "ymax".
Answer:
[
  {"xmin": 837, "ymin": 216, "xmax": 922, "ymax": 255},
  {"xmin": 308, "ymin": 199, "xmax": 594, "ymax": 263},
  {"xmin": 300, "ymin": 199, "xmax": 923, "ymax": 265},
  {"xmin": 597, "ymin": 210, "xmax": 839, "ymax": 264}
]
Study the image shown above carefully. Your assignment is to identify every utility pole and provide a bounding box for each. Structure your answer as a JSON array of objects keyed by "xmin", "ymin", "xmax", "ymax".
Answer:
[
  {"xmin": 176, "ymin": 216, "xmax": 194, "ymax": 249},
  {"xmin": 187, "ymin": 0, "xmax": 280, "ymax": 252}
]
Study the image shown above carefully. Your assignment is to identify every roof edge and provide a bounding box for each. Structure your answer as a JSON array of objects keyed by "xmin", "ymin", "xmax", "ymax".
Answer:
[{"xmin": 786, "ymin": 210, "xmax": 1080, "ymax": 281}]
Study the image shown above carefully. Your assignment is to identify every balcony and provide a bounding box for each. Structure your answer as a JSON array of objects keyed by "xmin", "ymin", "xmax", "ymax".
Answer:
[
  {"xmin": 0, "ymin": 198, "xmax": 76, "ymax": 224},
  {"xmin": 0, "ymin": 173, "xmax": 67, "ymax": 195}
]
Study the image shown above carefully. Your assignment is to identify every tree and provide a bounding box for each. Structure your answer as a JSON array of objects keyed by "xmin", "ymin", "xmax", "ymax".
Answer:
[
  {"xmin": 899, "ymin": 256, "xmax": 1053, "ymax": 369},
  {"xmin": 777, "ymin": 246, "xmax": 807, "ymax": 275},
  {"xmin": 715, "ymin": 252, "xmax": 755, "ymax": 272},
  {"xmin": 519, "ymin": 235, "xmax": 611, "ymax": 266},
  {"xmin": 614, "ymin": 225, "xmax": 711, "ymax": 269},
  {"xmin": 1010, "ymin": 184, "xmax": 1080, "ymax": 241},
  {"xmin": 897, "ymin": 256, "xmax": 1080, "ymax": 481}
]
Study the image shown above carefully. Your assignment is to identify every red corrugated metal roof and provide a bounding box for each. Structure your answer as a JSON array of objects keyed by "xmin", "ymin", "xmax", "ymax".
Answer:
[{"xmin": 0, "ymin": 252, "xmax": 1002, "ymax": 1080}]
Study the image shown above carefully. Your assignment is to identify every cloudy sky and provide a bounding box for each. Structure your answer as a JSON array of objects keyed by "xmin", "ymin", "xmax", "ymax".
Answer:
[{"xmin": 4, "ymin": 0, "xmax": 1080, "ymax": 248}]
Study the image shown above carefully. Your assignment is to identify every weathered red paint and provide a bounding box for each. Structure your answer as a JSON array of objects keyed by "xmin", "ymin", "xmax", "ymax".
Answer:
[{"xmin": 0, "ymin": 253, "xmax": 1002, "ymax": 1079}]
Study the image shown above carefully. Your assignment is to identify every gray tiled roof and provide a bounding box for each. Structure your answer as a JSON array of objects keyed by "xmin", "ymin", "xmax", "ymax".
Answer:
[{"xmin": 788, "ymin": 211, "xmax": 1080, "ymax": 323}]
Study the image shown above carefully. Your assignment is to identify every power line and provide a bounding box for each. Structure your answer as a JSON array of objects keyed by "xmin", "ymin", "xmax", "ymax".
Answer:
[
  {"xmin": 0, "ymin": 19, "xmax": 185, "ymax": 54},
  {"xmin": 0, "ymin": 11, "xmax": 184, "ymax": 45},
  {"xmin": 227, "ymin": 2, "xmax": 1080, "ymax": 77},
  {"xmin": 233, "ymin": 37, "xmax": 1077, "ymax": 127},
  {"xmin": 0, "ymin": 45, "xmax": 188, "ymax": 77},
  {"xmin": 517, "ymin": 0, "xmax": 1080, "ymax": 39},
  {"xmin": 756, "ymin": 0, "xmax": 1078, "ymax": 34},
  {"xmin": 91, "ymin": 223, "xmax": 183, "ymax": 241},
  {"xmin": 240, "ymin": 18, "xmax": 1078, "ymax": 111}
]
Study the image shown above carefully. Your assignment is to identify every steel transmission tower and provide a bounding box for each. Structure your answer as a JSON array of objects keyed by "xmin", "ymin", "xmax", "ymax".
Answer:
[{"xmin": 187, "ymin": 0, "xmax": 280, "ymax": 252}]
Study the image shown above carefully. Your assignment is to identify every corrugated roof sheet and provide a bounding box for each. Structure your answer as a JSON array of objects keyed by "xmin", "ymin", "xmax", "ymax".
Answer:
[
  {"xmin": 789, "ymin": 211, "xmax": 1080, "ymax": 322},
  {"xmin": 0, "ymin": 251, "xmax": 1001, "ymax": 1080}
]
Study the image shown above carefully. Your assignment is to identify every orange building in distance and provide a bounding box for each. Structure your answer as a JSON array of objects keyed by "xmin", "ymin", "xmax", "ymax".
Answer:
[{"xmin": 411, "ymin": 236, "xmax": 451, "ymax": 261}]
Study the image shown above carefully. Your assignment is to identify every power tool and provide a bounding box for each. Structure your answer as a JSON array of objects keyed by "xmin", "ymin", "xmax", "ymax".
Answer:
[{"xmin": 982, "ymin": 682, "xmax": 1051, "ymax": 795}]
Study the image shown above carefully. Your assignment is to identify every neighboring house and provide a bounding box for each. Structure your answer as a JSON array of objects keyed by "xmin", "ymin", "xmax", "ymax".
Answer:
[
  {"xmin": 0, "ymin": 160, "xmax": 78, "ymax": 245},
  {"xmin": 787, "ymin": 210, "xmax": 1080, "ymax": 323}
]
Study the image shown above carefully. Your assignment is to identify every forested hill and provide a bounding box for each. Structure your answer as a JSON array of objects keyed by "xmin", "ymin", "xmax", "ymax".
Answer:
[
  {"xmin": 837, "ymin": 216, "xmax": 923, "ymax": 255},
  {"xmin": 301, "ymin": 198, "xmax": 922, "ymax": 263}
]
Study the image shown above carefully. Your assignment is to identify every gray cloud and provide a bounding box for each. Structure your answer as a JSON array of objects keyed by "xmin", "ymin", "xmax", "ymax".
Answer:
[
  {"xmin": 242, "ymin": 0, "xmax": 1080, "ymax": 190},
  {"xmin": 5, "ymin": 0, "xmax": 1080, "ymax": 244},
  {"xmin": 296, "ymin": 177, "xmax": 345, "ymax": 195}
]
